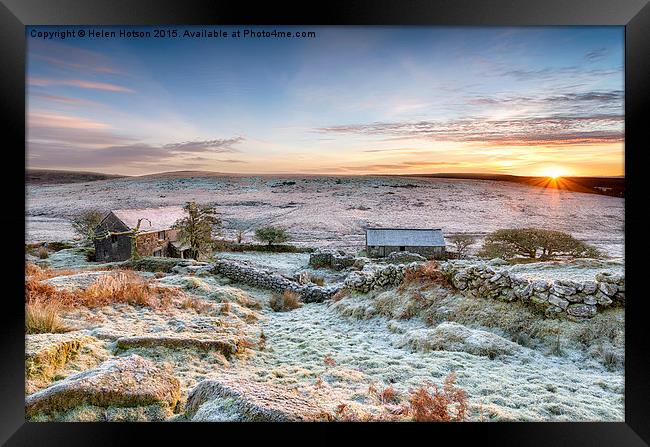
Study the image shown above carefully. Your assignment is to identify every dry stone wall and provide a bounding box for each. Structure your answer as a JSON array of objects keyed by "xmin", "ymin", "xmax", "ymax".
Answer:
[
  {"xmin": 344, "ymin": 262, "xmax": 421, "ymax": 293},
  {"xmin": 211, "ymin": 259, "xmax": 340, "ymax": 303},
  {"xmin": 440, "ymin": 262, "xmax": 624, "ymax": 319}
]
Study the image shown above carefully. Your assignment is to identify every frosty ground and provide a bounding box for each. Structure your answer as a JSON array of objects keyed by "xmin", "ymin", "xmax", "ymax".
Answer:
[
  {"xmin": 25, "ymin": 248, "xmax": 624, "ymax": 422},
  {"xmin": 24, "ymin": 174, "xmax": 625, "ymax": 422},
  {"xmin": 26, "ymin": 174, "xmax": 625, "ymax": 258}
]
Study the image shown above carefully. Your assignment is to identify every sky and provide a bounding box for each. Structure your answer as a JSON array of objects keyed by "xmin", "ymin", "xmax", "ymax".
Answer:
[{"xmin": 26, "ymin": 26, "xmax": 625, "ymax": 177}]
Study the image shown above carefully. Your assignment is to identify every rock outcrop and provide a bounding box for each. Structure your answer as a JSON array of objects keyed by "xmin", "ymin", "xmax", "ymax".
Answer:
[
  {"xmin": 115, "ymin": 334, "xmax": 240, "ymax": 357},
  {"xmin": 25, "ymin": 332, "xmax": 96, "ymax": 382},
  {"xmin": 185, "ymin": 376, "xmax": 332, "ymax": 422},
  {"xmin": 25, "ymin": 354, "xmax": 181, "ymax": 420}
]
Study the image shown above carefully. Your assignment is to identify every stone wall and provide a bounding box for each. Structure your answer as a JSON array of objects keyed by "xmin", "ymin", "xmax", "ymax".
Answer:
[
  {"xmin": 211, "ymin": 259, "xmax": 341, "ymax": 303},
  {"xmin": 440, "ymin": 262, "xmax": 624, "ymax": 319},
  {"xmin": 345, "ymin": 262, "xmax": 421, "ymax": 293},
  {"xmin": 308, "ymin": 250, "xmax": 358, "ymax": 270}
]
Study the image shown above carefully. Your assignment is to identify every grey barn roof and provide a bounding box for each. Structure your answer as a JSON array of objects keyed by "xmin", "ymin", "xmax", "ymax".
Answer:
[{"xmin": 366, "ymin": 228, "xmax": 445, "ymax": 247}]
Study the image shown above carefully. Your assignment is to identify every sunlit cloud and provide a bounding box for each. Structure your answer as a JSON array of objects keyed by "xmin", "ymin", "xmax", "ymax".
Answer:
[{"xmin": 29, "ymin": 77, "xmax": 134, "ymax": 93}]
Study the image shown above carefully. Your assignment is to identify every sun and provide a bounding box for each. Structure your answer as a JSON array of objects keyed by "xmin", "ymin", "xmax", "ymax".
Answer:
[{"xmin": 541, "ymin": 167, "xmax": 566, "ymax": 179}]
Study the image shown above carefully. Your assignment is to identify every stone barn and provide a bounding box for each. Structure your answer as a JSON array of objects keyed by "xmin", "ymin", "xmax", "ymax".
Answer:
[
  {"xmin": 365, "ymin": 228, "xmax": 446, "ymax": 259},
  {"xmin": 93, "ymin": 206, "xmax": 191, "ymax": 262}
]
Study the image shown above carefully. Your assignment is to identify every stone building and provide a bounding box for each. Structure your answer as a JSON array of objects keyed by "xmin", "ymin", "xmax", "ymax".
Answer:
[
  {"xmin": 93, "ymin": 206, "xmax": 190, "ymax": 262},
  {"xmin": 365, "ymin": 228, "xmax": 446, "ymax": 259}
]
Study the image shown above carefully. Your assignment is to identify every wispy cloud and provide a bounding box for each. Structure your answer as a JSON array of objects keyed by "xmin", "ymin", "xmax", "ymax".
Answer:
[
  {"xmin": 29, "ymin": 112, "xmax": 111, "ymax": 129},
  {"xmin": 317, "ymin": 114, "xmax": 623, "ymax": 147},
  {"xmin": 29, "ymin": 77, "xmax": 134, "ymax": 93},
  {"xmin": 162, "ymin": 137, "xmax": 244, "ymax": 153},
  {"xmin": 584, "ymin": 48, "xmax": 608, "ymax": 62},
  {"xmin": 29, "ymin": 40, "xmax": 125, "ymax": 75}
]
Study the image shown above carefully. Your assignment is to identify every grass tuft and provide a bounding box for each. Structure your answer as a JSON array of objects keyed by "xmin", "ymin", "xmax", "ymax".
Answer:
[{"xmin": 269, "ymin": 290, "xmax": 303, "ymax": 312}]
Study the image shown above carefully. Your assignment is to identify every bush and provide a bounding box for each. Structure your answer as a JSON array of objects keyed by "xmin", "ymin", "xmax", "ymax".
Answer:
[
  {"xmin": 478, "ymin": 228, "xmax": 600, "ymax": 260},
  {"xmin": 25, "ymin": 299, "xmax": 69, "ymax": 334},
  {"xmin": 269, "ymin": 290, "xmax": 302, "ymax": 312},
  {"xmin": 254, "ymin": 226, "xmax": 290, "ymax": 246}
]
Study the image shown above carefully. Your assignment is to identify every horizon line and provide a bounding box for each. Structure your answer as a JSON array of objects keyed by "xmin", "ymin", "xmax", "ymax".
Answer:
[{"xmin": 25, "ymin": 168, "xmax": 625, "ymax": 179}]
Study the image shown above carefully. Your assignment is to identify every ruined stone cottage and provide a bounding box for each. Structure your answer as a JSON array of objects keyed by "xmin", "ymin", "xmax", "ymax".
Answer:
[
  {"xmin": 365, "ymin": 228, "xmax": 446, "ymax": 259},
  {"xmin": 93, "ymin": 206, "xmax": 190, "ymax": 262}
]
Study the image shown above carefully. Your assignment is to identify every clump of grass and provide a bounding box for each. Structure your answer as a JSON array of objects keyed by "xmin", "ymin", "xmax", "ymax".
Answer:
[
  {"xmin": 309, "ymin": 274, "xmax": 325, "ymax": 286},
  {"xmin": 331, "ymin": 288, "xmax": 349, "ymax": 302},
  {"xmin": 399, "ymin": 261, "xmax": 450, "ymax": 292},
  {"xmin": 25, "ymin": 299, "xmax": 69, "ymax": 334},
  {"xmin": 269, "ymin": 290, "xmax": 303, "ymax": 312},
  {"xmin": 37, "ymin": 247, "xmax": 50, "ymax": 259},
  {"xmin": 407, "ymin": 373, "xmax": 468, "ymax": 422},
  {"xmin": 180, "ymin": 296, "xmax": 212, "ymax": 314}
]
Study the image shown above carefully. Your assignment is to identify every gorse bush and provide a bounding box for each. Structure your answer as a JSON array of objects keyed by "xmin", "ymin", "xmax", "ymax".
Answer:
[{"xmin": 478, "ymin": 228, "xmax": 600, "ymax": 260}]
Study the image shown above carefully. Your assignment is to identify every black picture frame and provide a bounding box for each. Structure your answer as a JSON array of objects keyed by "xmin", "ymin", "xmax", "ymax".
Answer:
[{"xmin": 2, "ymin": 0, "xmax": 648, "ymax": 444}]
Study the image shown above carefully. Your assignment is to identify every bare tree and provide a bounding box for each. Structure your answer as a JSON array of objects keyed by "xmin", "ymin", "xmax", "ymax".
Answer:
[{"xmin": 448, "ymin": 234, "xmax": 477, "ymax": 258}]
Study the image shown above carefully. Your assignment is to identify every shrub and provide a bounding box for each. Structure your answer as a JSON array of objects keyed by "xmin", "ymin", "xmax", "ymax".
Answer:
[
  {"xmin": 407, "ymin": 373, "xmax": 468, "ymax": 422},
  {"xmin": 254, "ymin": 226, "xmax": 290, "ymax": 246},
  {"xmin": 478, "ymin": 228, "xmax": 600, "ymax": 260},
  {"xmin": 269, "ymin": 290, "xmax": 302, "ymax": 312},
  {"xmin": 26, "ymin": 263, "xmax": 77, "ymax": 281},
  {"xmin": 25, "ymin": 299, "xmax": 69, "ymax": 334}
]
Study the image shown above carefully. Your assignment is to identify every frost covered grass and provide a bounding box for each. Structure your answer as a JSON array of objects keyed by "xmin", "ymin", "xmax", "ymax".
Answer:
[
  {"xmin": 331, "ymin": 283, "xmax": 624, "ymax": 369},
  {"xmin": 227, "ymin": 285, "xmax": 624, "ymax": 422}
]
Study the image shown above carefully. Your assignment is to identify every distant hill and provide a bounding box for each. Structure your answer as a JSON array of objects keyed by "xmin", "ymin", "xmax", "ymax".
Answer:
[
  {"xmin": 26, "ymin": 169, "xmax": 126, "ymax": 184},
  {"xmin": 401, "ymin": 173, "xmax": 624, "ymax": 197}
]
